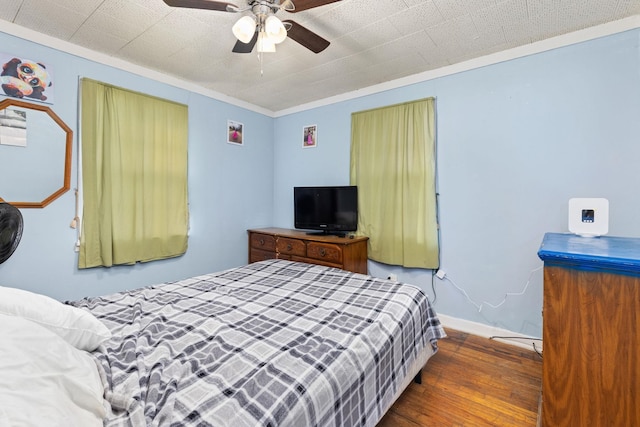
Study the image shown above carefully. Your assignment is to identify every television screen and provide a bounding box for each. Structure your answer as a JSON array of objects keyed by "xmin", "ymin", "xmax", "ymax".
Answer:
[{"xmin": 294, "ymin": 186, "xmax": 358, "ymax": 235}]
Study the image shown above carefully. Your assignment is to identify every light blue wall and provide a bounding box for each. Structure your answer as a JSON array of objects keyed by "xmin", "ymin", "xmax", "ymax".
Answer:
[
  {"xmin": 272, "ymin": 29, "xmax": 640, "ymax": 338},
  {"xmin": 0, "ymin": 31, "xmax": 275, "ymax": 301},
  {"xmin": 2, "ymin": 27, "xmax": 639, "ymax": 338}
]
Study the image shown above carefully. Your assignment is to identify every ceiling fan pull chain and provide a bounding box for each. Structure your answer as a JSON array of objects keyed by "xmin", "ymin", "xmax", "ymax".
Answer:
[{"xmin": 259, "ymin": 51, "xmax": 264, "ymax": 76}]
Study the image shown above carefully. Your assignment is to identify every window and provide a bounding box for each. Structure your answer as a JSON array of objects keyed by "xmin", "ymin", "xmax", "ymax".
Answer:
[
  {"xmin": 350, "ymin": 98, "xmax": 438, "ymax": 269},
  {"xmin": 78, "ymin": 79, "xmax": 188, "ymax": 268}
]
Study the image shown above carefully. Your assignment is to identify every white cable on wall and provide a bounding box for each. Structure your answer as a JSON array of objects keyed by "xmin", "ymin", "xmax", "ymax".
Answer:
[
  {"xmin": 71, "ymin": 76, "xmax": 84, "ymax": 252},
  {"xmin": 439, "ymin": 266, "xmax": 543, "ymax": 313}
]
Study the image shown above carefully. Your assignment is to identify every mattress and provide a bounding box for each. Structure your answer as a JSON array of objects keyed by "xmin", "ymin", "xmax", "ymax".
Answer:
[{"xmin": 70, "ymin": 259, "xmax": 446, "ymax": 426}]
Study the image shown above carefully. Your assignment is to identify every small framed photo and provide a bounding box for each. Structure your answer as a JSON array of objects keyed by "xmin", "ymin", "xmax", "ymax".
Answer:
[
  {"xmin": 303, "ymin": 124, "xmax": 317, "ymax": 148},
  {"xmin": 227, "ymin": 120, "xmax": 244, "ymax": 145}
]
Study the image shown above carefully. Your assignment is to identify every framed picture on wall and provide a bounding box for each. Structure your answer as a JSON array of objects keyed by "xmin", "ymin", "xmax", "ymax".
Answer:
[
  {"xmin": 303, "ymin": 124, "xmax": 317, "ymax": 148},
  {"xmin": 0, "ymin": 53, "xmax": 55, "ymax": 104},
  {"xmin": 227, "ymin": 120, "xmax": 244, "ymax": 145},
  {"xmin": 0, "ymin": 108, "xmax": 27, "ymax": 147}
]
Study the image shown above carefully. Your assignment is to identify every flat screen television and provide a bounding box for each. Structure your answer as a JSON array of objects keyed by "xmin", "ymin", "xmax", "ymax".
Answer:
[{"xmin": 294, "ymin": 186, "xmax": 358, "ymax": 236}]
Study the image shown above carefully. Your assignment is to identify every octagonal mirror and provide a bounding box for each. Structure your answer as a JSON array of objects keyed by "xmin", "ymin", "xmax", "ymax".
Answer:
[{"xmin": 0, "ymin": 99, "xmax": 72, "ymax": 208}]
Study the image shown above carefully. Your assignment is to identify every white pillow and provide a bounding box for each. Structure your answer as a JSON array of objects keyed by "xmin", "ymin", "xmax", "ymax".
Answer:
[
  {"xmin": 0, "ymin": 313, "xmax": 106, "ymax": 427},
  {"xmin": 0, "ymin": 285, "xmax": 111, "ymax": 351}
]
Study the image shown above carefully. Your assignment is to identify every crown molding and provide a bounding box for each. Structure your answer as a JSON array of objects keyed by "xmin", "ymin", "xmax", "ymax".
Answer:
[
  {"xmin": 0, "ymin": 14, "xmax": 638, "ymax": 118},
  {"xmin": 0, "ymin": 20, "xmax": 273, "ymax": 116},
  {"xmin": 274, "ymin": 15, "xmax": 640, "ymax": 117}
]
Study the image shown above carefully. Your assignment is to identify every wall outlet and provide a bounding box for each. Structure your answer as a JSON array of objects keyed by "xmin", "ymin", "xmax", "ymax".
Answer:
[
  {"xmin": 388, "ymin": 274, "xmax": 398, "ymax": 281},
  {"xmin": 436, "ymin": 269, "xmax": 446, "ymax": 279}
]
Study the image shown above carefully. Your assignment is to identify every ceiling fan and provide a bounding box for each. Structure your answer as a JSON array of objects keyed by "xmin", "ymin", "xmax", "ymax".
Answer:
[{"xmin": 163, "ymin": 0, "xmax": 341, "ymax": 54}]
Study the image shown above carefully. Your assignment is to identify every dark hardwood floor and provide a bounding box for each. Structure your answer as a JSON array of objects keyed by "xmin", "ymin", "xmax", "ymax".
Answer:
[{"xmin": 377, "ymin": 328, "xmax": 543, "ymax": 427}]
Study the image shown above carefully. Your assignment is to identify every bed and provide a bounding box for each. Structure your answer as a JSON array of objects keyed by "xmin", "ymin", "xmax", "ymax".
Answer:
[{"xmin": 0, "ymin": 259, "xmax": 445, "ymax": 426}]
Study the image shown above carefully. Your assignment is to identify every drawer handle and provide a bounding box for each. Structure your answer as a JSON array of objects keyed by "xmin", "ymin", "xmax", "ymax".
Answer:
[
  {"xmin": 286, "ymin": 244, "xmax": 293, "ymax": 251},
  {"xmin": 259, "ymin": 238, "xmax": 265, "ymax": 246},
  {"xmin": 319, "ymin": 248, "xmax": 326, "ymax": 257}
]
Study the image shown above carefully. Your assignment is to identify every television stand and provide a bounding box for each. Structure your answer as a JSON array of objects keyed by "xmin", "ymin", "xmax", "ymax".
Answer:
[{"xmin": 247, "ymin": 228, "xmax": 369, "ymax": 274}]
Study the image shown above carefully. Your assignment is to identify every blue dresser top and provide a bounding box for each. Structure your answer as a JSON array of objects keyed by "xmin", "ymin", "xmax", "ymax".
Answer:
[{"xmin": 538, "ymin": 232, "xmax": 640, "ymax": 275}]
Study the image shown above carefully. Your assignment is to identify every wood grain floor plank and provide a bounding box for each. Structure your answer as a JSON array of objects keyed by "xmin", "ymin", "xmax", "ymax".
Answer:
[{"xmin": 377, "ymin": 328, "xmax": 543, "ymax": 427}]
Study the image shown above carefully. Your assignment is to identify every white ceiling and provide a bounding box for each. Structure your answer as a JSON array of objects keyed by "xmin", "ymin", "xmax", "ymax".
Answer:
[{"xmin": 0, "ymin": 0, "xmax": 639, "ymax": 114}]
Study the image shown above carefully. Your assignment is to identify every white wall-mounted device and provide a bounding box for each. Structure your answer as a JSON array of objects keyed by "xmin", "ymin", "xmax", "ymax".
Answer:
[{"xmin": 568, "ymin": 198, "xmax": 609, "ymax": 237}]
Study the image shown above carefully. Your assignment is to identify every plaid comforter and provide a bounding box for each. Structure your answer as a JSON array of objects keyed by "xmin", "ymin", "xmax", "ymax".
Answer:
[{"xmin": 70, "ymin": 259, "xmax": 445, "ymax": 427}]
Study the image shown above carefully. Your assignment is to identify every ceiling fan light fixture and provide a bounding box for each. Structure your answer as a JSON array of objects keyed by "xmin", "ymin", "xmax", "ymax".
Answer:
[
  {"xmin": 232, "ymin": 15, "xmax": 257, "ymax": 44},
  {"xmin": 257, "ymin": 31, "xmax": 276, "ymax": 53},
  {"xmin": 164, "ymin": 0, "xmax": 338, "ymax": 56},
  {"xmin": 265, "ymin": 15, "xmax": 287, "ymax": 44}
]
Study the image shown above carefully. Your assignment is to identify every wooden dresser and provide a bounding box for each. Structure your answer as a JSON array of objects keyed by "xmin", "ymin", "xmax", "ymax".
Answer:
[
  {"xmin": 537, "ymin": 233, "xmax": 640, "ymax": 427},
  {"xmin": 248, "ymin": 228, "xmax": 368, "ymax": 274}
]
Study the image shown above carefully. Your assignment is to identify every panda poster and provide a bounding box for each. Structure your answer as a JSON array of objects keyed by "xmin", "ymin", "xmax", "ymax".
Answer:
[{"xmin": 0, "ymin": 53, "xmax": 54, "ymax": 104}]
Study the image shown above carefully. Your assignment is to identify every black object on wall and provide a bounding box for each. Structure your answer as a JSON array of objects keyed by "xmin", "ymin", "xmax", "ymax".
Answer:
[{"xmin": 0, "ymin": 203, "xmax": 23, "ymax": 264}]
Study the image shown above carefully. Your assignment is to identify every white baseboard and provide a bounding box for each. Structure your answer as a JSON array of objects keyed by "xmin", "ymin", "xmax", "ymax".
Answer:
[{"xmin": 438, "ymin": 314, "xmax": 542, "ymax": 352}]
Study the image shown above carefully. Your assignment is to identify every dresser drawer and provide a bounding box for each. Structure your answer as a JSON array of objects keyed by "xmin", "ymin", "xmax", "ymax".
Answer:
[
  {"xmin": 250, "ymin": 233, "xmax": 276, "ymax": 252},
  {"xmin": 248, "ymin": 228, "xmax": 368, "ymax": 274},
  {"xmin": 307, "ymin": 242, "xmax": 342, "ymax": 264},
  {"xmin": 277, "ymin": 237, "xmax": 306, "ymax": 257},
  {"xmin": 291, "ymin": 256, "xmax": 341, "ymax": 270},
  {"xmin": 250, "ymin": 248, "xmax": 276, "ymax": 263}
]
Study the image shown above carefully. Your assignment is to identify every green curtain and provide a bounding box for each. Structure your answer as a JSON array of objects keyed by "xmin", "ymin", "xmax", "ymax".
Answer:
[
  {"xmin": 78, "ymin": 78, "xmax": 188, "ymax": 268},
  {"xmin": 350, "ymin": 98, "xmax": 438, "ymax": 269}
]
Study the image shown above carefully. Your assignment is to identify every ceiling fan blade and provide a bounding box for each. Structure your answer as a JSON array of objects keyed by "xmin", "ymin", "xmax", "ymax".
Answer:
[
  {"xmin": 289, "ymin": 0, "xmax": 341, "ymax": 12},
  {"xmin": 162, "ymin": 0, "xmax": 237, "ymax": 12},
  {"xmin": 232, "ymin": 31, "xmax": 258, "ymax": 53},
  {"xmin": 282, "ymin": 20, "xmax": 330, "ymax": 53}
]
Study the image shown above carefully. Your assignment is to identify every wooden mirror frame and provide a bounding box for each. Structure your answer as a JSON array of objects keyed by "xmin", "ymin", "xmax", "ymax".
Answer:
[{"xmin": 0, "ymin": 99, "xmax": 72, "ymax": 208}]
